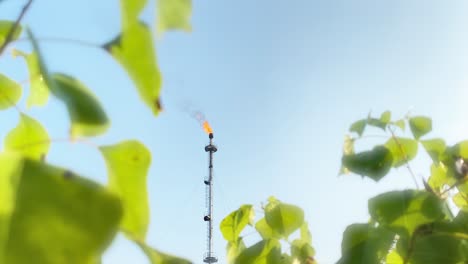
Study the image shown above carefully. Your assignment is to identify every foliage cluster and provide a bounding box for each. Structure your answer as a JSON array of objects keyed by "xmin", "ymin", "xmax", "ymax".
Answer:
[{"xmin": 0, "ymin": 0, "xmax": 193, "ymax": 263}]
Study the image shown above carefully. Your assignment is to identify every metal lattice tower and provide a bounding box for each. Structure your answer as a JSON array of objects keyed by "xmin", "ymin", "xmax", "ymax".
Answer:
[{"xmin": 203, "ymin": 133, "xmax": 218, "ymax": 263}]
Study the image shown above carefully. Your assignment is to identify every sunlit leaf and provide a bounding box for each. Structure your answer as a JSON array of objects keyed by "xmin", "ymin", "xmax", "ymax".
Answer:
[
  {"xmin": 5, "ymin": 113, "xmax": 49, "ymax": 160},
  {"xmin": 450, "ymin": 140, "xmax": 468, "ymax": 159},
  {"xmin": 342, "ymin": 146, "xmax": 393, "ymax": 181},
  {"xmin": 349, "ymin": 119, "xmax": 366, "ymax": 136},
  {"xmin": 386, "ymin": 249, "xmax": 403, "ymax": 264},
  {"xmin": 0, "ymin": 20, "xmax": 22, "ymax": 47},
  {"xmin": 368, "ymin": 190, "xmax": 445, "ymax": 236},
  {"xmin": 120, "ymin": 0, "xmax": 147, "ymax": 28},
  {"xmin": 103, "ymin": 22, "xmax": 162, "ymax": 115},
  {"xmin": 138, "ymin": 242, "xmax": 192, "ymax": 264},
  {"xmin": 428, "ymin": 162, "xmax": 450, "ymax": 191},
  {"xmin": 226, "ymin": 238, "xmax": 246, "ymax": 264},
  {"xmin": 264, "ymin": 197, "xmax": 304, "ymax": 239},
  {"xmin": 26, "ymin": 29, "xmax": 54, "ymax": 94},
  {"xmin": 99, "ymin": 140, "xmax": 151, "ymax": 240},
  {"xmin": 380, "ymin": 111, "xmax": 391, "ymax": 124},
  {"xmin": 290, "ymin": 239, "xmax": 316, "ymax": 264},
  {"xmin": 255, "ymin": 218, "xmax": 281, "ymax": 240},
  {"xmin": 393, "ymin": 119, "xmax": 406, "ymax": 131},
  {"xmin": 409, "ymin": 116, "xmax": 432, "ymax": 140},
  {"xmin": 421, "ymin": 138, "xmax": 446, "ymax": 163},
  {"xmin": 0, "ymin": 73, "xmax": 21, "ymax": 110},
  {"xmin": 220, "ymin": 205, "xmax": 254, "ymax": 242},
  {"xmin": 234, "ymin": 239, "xmax": 281, "ymax": 264},
  {"xmin": 367, "ymin": 118, "xmax": 386, "ymax": 130},
  {"xmin": 299, "ymin": 221, "xmax": 312, "ymax": 244},
  {"xmin": 453, "ymin": 192, "xmax": 468, "ymax": 211},
  {"xmin": 51, "ymin": 74, "xmax": 109, "ymax": 137},
  {"xmin": 384, "ymin": 137, "xmax": 418, "ymax": 167},
  {"xmin": 12, "ymin": 49, "xmax": 49, "ymax": 107},
  {"xmin": 157, "ymin": 0, "xmax": 192, "ymax": 37},
  {"xmin": 0, "ymin": 154, "xmax": 122, "ymax": 264},
  {"xmin": 337, "ymin": 224, "xmax": 394, "ymax": 264}
]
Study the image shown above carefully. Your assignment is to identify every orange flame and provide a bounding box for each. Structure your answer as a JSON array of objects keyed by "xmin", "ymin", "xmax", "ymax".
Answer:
[{"xmin": 202, "ymin": 121, "xmax": 213, "ymax": 134}]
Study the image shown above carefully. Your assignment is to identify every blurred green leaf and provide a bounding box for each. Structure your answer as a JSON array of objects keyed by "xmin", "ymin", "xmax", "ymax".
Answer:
[
  {"xmin": 385, "ymin": 249, "xmax": 403, "ymax": 264},
  {"xmin": 138, "ymin": 242, "xmax": 192, "ymax": 264},
  {"xmin": 255, "ymin": 218, "xmax": 281, "ymax": 240},
  {"xmin": 12, "ymin": 49, "xmax": 49, "ymax": 108},
  {"xmin": 299, "ymin": 221, "xmax": 312, "ymax": 244},
  {"xmin": 453, "ymin": 192, "xmax": 468, "ymax": 211},
  {"xmin": 100, "ymin": 140, "xmax": 151, "ymax": 240},
  {"xmin": 0, "ymin": 20, "xmax": 22, "ymax": 47},
  {"xmin": 367, "ymin": 118, "xmax": 387, "ymax": 130},
  {"xmin": 380, "ymin": 111, "xmax": 391, "ymax": 124},
  {"xmin": 384, "ymin": 137, "xmax": 418, "ymax": 167},
  {"xmin": 0, "ymin": 73, "xmax": 21, "ymax": 110},
  {"xmin": 393, "ymin": 119, "xmax": 406, "ymax": 131},
  {"xmin": 226, "ymin": 238, "xmax": 246, "ymax": 264},
  {"xmin": 234, "ymin": 239, "xmax": 281, "ymax": 264},
  {"xmin": 157, "ymin": 0, "xmax": 192, "ymax": 37},
  {"xmin": 26, "ymin": 29, "xmax": 54, "ymax": 95},
  {"xmin": 5, "ymin": 113, "xmax": 49, "ymax": 160},
  {"xmin": 409, "ymin": 116, "xmax": 432, "ymax": 140},
  {"xmin": 428, "ymin": 162, "xmax": 449, "ymax": 191},
  {"xmin": 337, "ymin": 224, "xmax": 394, "ymax": 264},
  {"xmin": 290, "ymin": 239, "xmax": 316, "ymax": 264},
  {"xmin": 450, "ymin": 140, "xmax": 468, "ymax": 159},
  {"xmin": 0, "ymin": 154, "xmax": 122, "ymax": 264},
  {"xmin": 342, "ymin": 146, "xmax": 393, "ymax": 181},
  {"xmin": 220, "ymin": 205, "xmax": 254, "ymax": 242},
  {"xmin": 349, "ymin": 119, "xmax": 366, "ymax": 136},
  {"xmin": 120, "ymin": 0, "xmax": 147, "ymax": 28},
  {"xmin": 52, "ymin": 73, "xmax": 109, "ymax": 137},
  {"xmin": 368, "ymin": 190, "xmax": 445, "ymax": 236},
  {"xmin": 421, "ymin": 139, "xmax": 446, "ymax": 163},
  {"xmin": 264, "ymin": 197, "xmax": 304, "ymax": 239},
  {"xmin": 104, "ymin": 22, "xmax": 162, "ymax": 116}
]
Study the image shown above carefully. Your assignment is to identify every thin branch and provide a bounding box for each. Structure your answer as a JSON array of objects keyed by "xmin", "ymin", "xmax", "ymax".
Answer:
[
  {"xmin": 389, "ymin": 126, "xmax": 420, "ymax": 189},
  {"xmin": 0, "ymin": 0, "xmax": 34, "ymax": 56},
  {"xmin": 440, "ymin": 177, "xmax": 468, "ymax": 196},
  {"xmin": 14, "ymin": 36, "xmax": 102, "ymax": 49}
]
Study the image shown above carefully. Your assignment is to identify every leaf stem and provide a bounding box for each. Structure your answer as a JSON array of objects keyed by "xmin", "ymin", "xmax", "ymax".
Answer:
[
  {"xmin": 389, "ymin": 126, "xmax": 420, "ymax": 189},
  {"xmin": 0, "ymin": 0, "xmax": 33, "ymax": 56},
  {"xmin": 14, "ymin": 36, "xmax": 102, "ymax": 49}
]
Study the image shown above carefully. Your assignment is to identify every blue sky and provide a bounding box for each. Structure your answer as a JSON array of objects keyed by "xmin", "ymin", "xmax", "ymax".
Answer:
[{"xmin": 2, "ymin": 0, "xmax": 468, "ymax": 263}]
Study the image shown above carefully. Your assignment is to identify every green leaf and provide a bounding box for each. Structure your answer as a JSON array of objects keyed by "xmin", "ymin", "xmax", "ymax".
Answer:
[
  {"xmin": 103, "ymin": 22, "xmax": 162, "ymax": 116},
  {"xmin": 234, "ymin": 239, "xmax": 281, "ymax": 264},
  {"xmin": 220, "ymin": 205, "xmax": 254, "ymax": 242},
  {"xmin": 453, "ymin": 192, "xmax": 468, "ymax": 211},
  {"xmin": 349, "ymin": 119, "xmax": 366, "ymax": 136},
  {"xmin": 0, "ymin": 73, "xmax": 21, "ymax": 110},
  {"xmin": 290, "ymin": 239, "xmax": 316, "ymax": 264},
  {"xmin": 409, "ymin": 116, "xmax": 432, "ymax": 140},
  {"xmin": 393, "ymin": 119, "xmax": 406, "ymax": 131},
  {"xmin": 342, "ymin": 146, "xmax": 393, "ymax": 181},
  {"xmin": 0, "ymin": 20, "xmax": 22, "ymax": 47},
  {"xmin": 5, "ymin": 113, "xmax": 49, "ymax": 160},
  {"xmin": 27, "ymin": 31, "xmax": 108, "ymax": 137},
  {"xmin": 384, "ymin": 137, "xmax": 418, "ymax": 167},
  {"xmin": 299, "ymin": 221, "xmax": 312, "ymax": 244},
  {"xmin": 367, "ymin": 118, "xmax": 387, "ymax": 130},
  {"xmin": 421, "ymin": 138, "xmax": 446, "ymax": 163},
  {"xmin": 26, "ymin": 29, "xmax": 54, "ymax": 96},
  {"xmin": 99, "ymin": 140, "xmax": 151, "ymax": 240},
  {"xmin": 385, "ymin": 249, "xmax": 403, "ymax": 264},
  {"xmin": 368, "ymin": 190, "xmax": 446, "ymax": 236},
  {"xmin": 0, "ymin": 154, "xmax": 122, "ymax": 264},
  {"xmin": 337, "ymin": 224, "xmax": 394, "ymax": 264},
  {"xmin": 264, "ymin": 197, "xmax": 304, "ymax": 239},
  {"xmin": 380, "ymin": 110, "xmax": 391, "ymax": 124},
  {"xmin": 255, "ymin": 218, "xmax": 281, "ymax": 240},
  {"xmin": 120, "ymin": 0, "xmax": 148, "ymax": 28},
  {"xmin": 157, "ymin": 0, "xmax": 192, "ymax": 37},
  {"xmin": 428, "ymin": 162, "xmax": 450, "ymax": 191},
  {"xmin": 410, "ymin": 236, "xmax": 468, "ymax": 264},
  {"xmin": 450, "ymin": 140, "xmax": 468, "ymax": 159},
  {"xmin": 226, "ymin": 238, "xmax": 246, "ymax": 264},
  {"xmin": 52, "ymin": 73, "xmax": 109, "ymax": 137},
  {"xmin": 138, "ymin": 242, "xmax": 192, "ymax": 264},
  {"xmin": 12, "ymin": 49, "xmax": 49, "ymax": 108}
]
